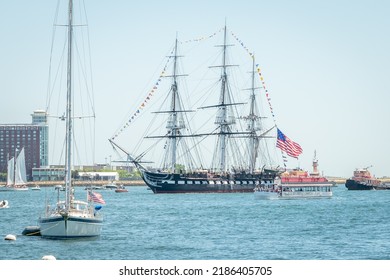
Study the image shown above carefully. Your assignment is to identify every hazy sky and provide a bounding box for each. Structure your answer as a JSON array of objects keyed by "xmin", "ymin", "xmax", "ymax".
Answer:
[{"xmin": 1, "ymin": 0, "xmax": 390, "ymax": 178}]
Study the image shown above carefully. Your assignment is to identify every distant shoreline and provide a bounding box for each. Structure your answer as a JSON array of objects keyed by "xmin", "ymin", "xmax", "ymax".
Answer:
[
  {"xmin": 328, "ymin": 178, "xmax": 390, "ymax": 184},
  {"xmin": 329, "ymin": 178, "xmax": 346, "ymax": 184},
  {"xmin": 23, "ymin": 180, "xmax": 146, "ymax": 187}
]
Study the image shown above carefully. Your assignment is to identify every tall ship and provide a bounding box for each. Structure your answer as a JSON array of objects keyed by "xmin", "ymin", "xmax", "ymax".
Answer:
[
  {"xmin": 110, "ymin": 26, "xmax": 281, "ymax": 193},
  {"xmin": 345, "ymin": 166, "xmax": 389, "ymax": 190}
]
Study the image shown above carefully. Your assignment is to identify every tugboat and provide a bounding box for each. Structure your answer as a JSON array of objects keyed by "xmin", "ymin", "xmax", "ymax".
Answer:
[{"xmin": 345, "ymin": 166, "xmax": 383, "ymax": 190}]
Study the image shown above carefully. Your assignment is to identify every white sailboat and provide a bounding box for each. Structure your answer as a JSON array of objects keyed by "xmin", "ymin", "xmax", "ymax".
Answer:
[
  {"xmin": 0, "ymin": 148, "xmax": 29, "ymax": 191},
  {"xmin": 38, "ymin": 0, "xmax": 103, "ymax": 239}
]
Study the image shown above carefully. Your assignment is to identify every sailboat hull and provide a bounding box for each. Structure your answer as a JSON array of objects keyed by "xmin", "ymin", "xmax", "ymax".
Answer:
[
  {"xmin": 39, "ymin": 216, "xmax": 103, "ymax": 239},
  {"xmin": 0, "ymin": 185, "xmax": 29, "ymax": 191},
  {"xmin": 142, "ymin": 170, "xmax": 278, "ymax": 194}
]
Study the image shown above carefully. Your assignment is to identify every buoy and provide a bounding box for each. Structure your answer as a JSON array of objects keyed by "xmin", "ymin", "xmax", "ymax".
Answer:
[
  {"xmin": 42, "ymin": 255, "xmax": 56, "ymax": 260},
  {"xmin": 22, "ymin": 226, "xmax": 41, "ymax": 236},
  {"xmin": 0, "ymin": 200, "xmax": 9, "ymax": 208},
  {"xmin": 4, "ymin": 234, "xmax": 16, "ymax": 241}
]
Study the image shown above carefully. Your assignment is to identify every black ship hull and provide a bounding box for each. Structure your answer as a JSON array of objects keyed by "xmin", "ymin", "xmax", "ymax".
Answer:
[
  {"xmin": 141, "ymin": 169, "xmax": 279, "ymax": 194},
  {"xmin": 345, "ymin": 179, "xmax": 375, "ymax": 190}
]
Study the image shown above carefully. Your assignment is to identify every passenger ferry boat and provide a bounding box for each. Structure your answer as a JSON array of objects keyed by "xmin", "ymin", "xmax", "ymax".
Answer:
[
  {"xmin": 254, "ymin": 183, "xmax": 334, "ymax": 200},
  {"xmin": 254, "ymin": 151, "xmax": 335, "ymax": 199}
]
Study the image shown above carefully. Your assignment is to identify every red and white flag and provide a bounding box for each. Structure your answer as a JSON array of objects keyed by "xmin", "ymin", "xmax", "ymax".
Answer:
[
  {"xmin": 88, "ymin": 191, "xmax": 106, "ymax": 204},
  {"xmin": 276, "ymin": 128, "xmax": 303, "ymax": 159}
]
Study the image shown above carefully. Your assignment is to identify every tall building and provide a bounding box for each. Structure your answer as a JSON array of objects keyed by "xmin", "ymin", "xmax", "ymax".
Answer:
[
  {"xmin": 0, "ymin": 110, "xmax": 49, "ymax": 180},
  {"xmin": 31, "ymin": 110, "xmax": 49, "ymax": 167}
]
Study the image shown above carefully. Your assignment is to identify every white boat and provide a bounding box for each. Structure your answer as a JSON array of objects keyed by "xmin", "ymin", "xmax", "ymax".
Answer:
[
  {"xmin": 254, "ymin": 183, "xmax": 333, "ymax": 200},
  {"xmin": 54, "ymin": 184, "xmax": 65, "ymax": 191},
  {"xmin": 31, "ymin": 185, "xmax": 41, "ymax": 191},
  {"xmin": 38, "ymin": 0, "xmax": 103, "ymax": 239},
  {"xmin": 255, "ymin": 152, "xmax": 335, "ymax": 199},
  {"xmin": 85, "ymin": 185, "xmax": 106, "ymax": 190},
  {"xmin": 39, "ymin": 199, "xmax": 102, "ymax": 238},
  {"xmin": 115, "ymin": 185, "xmax": 128, "ymax": 193},
  {"xmin": 0, "ymin": 148, "xmax": 29, "ymax": 191},
  {"xmin": 0, "ymin": 200, "xmax": 9, "ymax": 209},
  {"xmin": 104, "ymin": 182, "xmax": 118, "ymax": 189}
]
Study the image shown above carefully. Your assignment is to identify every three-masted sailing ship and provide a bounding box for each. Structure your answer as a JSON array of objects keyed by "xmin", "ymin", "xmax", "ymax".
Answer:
[{"xmin": 111, "ymin": 26, "xmax": 280, "ymax": 193}]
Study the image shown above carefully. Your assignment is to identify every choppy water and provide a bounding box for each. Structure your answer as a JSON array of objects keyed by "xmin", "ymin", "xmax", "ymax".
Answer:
[{"xmin": 0, "ymin": 185, "xmax": 389, "ymax": 260}]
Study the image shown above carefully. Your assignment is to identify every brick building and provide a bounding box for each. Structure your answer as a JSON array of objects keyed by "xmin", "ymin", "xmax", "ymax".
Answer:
[{"xmin": 0, "ymin": 110, "xmax": 48, "ymax": 180}]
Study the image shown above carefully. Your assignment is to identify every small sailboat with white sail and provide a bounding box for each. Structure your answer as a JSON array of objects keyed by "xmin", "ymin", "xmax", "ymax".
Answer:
[
  {"xmin": 38, "ymin": 0, "xmax": 103, "ymax": 239},
  {"xmin": 0, "ymin": 148, "xmax": 29, "ymax": 191}
]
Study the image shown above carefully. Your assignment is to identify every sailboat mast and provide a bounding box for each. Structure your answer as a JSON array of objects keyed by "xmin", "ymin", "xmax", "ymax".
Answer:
[{"xmin": 65, "ymin": 0, "xmax": 73, "ymax": 208}]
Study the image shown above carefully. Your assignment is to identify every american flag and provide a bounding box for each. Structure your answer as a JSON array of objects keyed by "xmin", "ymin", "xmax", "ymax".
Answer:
[
  {"xmin": 88, "ymin": 191, "xmax": 106, "ymax": 204},
  {"xmin": 276, "ymin": 128, "xmax": 303, "ymax": 159}
]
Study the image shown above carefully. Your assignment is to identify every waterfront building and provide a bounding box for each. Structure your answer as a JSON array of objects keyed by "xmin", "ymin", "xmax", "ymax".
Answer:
[
  {"xmin": 78, "ymin": 172, "xmax": 119, "ymax": 181},
  {"xmin": 0, "ymin": 110, "xmax": 49, "ymax": 180},
  {"xmin": 32, "ymin": 165, "xmax": 120, "ymax": 182},
  {"xmin": 32, "ymin": 167, "xmax": 65, "ymax": 181}
]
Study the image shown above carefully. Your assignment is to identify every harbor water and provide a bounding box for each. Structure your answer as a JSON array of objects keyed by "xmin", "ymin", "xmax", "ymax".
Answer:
[{"xmin": 0, "ymin": 185, "xmax": 389, "ymax": 260}]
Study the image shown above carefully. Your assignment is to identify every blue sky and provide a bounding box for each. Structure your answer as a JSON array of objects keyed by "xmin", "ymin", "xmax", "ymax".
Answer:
[{"xmin": 1, "ymin": 0, "xmax": 390, "ymax": 178}]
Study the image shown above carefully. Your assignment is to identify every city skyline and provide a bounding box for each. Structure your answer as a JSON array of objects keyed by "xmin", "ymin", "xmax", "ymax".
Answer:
[{"xmin": 1, "ymin": 0, "xmax": 390, "ymax": 178}]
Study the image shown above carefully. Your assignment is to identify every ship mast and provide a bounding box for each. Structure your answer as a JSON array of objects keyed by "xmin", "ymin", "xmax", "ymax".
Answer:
[
  {"xmin": 240, "ymin": 56, "xmax": 275, "ymax": 173},
  {"xmin": 167, "ymin": 38, "xmax": 181, "ymax": 172},
  {"xmin": 65, "ymin": 0, "xmax": 73, "ymax": 210},
  {"xmin": 155, "ymin": 36, "xmax": 190, "ymax": 173},
  {"xmin": 246, "ymin": 57, "xmax": 261, "ymax": 173},
  {"xmin": 219, "ymin": 26, "xmax": 228, "ymax": 173},
  {"xmin": 142, "ymin": 36, "xmax": 198, "ymax": 173},
  {"xmin": 212, "ymin": 25, "xmax": 237, "ymax": 174}
]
